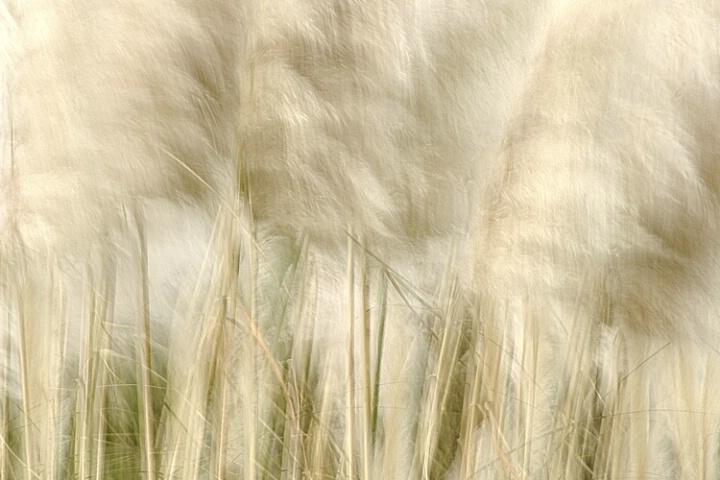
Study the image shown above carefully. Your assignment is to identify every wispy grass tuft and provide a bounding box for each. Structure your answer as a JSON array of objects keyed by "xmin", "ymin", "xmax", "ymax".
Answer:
[{"xmin": 3, "ymin": 196, "xmax": 720, "ymax": 480}]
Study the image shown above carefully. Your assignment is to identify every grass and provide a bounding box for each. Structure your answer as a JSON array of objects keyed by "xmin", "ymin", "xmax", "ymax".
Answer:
[{"xmin": 2, "ymin": 188, "xmax": 720, "ymax": 480}]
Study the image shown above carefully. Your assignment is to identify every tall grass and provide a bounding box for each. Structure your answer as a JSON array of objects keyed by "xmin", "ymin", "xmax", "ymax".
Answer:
[
  {"xmin": 3, "ymin": 2, "xmax": 720, "ymax": 478},
  {"xmin": 4, "ymin": 197, "xmax": 720, "ymax": 480}
]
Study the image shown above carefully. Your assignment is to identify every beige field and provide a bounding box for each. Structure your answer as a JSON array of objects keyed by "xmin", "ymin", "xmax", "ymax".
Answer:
[{"xmin": 2, "ymin": 1, "xmax": 720, "ymax": 479}]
